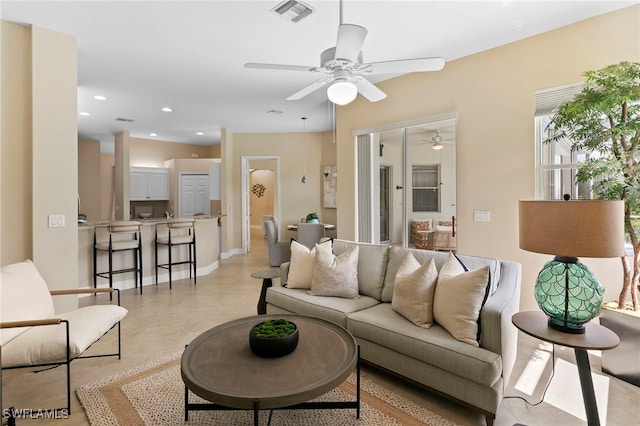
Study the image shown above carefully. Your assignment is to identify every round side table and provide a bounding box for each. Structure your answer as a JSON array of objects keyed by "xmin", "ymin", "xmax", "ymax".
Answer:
[
  {"xmin": 251, "ymin": 268, "xmax": 281, "ymax": 314},
  {"xmin": 512, "ymin": 311, "xmax": 619, "ymax": 426}
]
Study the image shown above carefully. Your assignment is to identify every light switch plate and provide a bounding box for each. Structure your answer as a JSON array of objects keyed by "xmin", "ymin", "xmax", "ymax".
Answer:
[
  {"xmin": 48, "ymin": 214, "xmax": 65, "ymax": 227},
  {"xmin": 473, "ymin": 210, "xmax": 491, "ymax": 222}
]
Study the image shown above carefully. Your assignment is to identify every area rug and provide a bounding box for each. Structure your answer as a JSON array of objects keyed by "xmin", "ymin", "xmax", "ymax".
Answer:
[{"xmin": 77, "ymin": 352, "xmax": 459, "ymax": 426}]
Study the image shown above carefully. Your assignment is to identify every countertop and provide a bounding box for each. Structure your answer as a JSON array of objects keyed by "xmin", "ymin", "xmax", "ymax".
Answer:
[{"xmin": 78, "ymin": 215, "xmax": 224, "ymax": 229}]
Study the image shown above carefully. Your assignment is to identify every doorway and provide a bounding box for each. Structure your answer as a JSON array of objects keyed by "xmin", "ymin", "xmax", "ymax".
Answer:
[{"xmin": 241, "ymin": 156, "xmax": 281, "ymax": 254}]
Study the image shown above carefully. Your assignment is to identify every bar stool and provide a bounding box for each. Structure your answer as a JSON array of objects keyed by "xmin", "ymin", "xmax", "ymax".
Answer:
[
  {"xmin": 93, "ymin": 221, "xmax": 143, "ymax": 296},
  {"xmin": 155, "ymin": 219, "xmax": 196, "ymax": 289}
]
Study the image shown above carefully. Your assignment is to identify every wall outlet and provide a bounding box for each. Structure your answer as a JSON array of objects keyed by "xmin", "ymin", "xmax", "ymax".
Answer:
[
  {"xmin": 473, "ymin": 210, "xmax": 491, "ymax": 222},
  {"xmin": 48, "ymin": 214, "xmax": 65, "ymax": 227}
]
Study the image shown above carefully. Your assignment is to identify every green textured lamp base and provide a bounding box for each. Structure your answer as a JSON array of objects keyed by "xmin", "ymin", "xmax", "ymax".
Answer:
[{"xmin": 535, "ymin": 256, "xmax": 604, "ymax": 335}]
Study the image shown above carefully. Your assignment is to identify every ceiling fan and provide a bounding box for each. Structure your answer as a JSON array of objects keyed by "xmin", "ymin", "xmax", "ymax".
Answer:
[
  {"xmin": 415, "ymin": 130, "xmax": 454, "ymax": 150},
  {"xmin": 245, "ymin": 0, "xmax": 444, "ymax": 105}
]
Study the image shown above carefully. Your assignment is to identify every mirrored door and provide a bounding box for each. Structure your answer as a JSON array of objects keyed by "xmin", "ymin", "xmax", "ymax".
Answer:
[{"xmin": 357, "ymin": 115, "xmax": 456, "ymax": 248}]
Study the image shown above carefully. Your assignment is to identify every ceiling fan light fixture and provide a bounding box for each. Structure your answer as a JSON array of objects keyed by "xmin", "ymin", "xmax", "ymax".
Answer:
[
  {"xmin": 327, "ymin": 80, "xmax": 357, "ymax": 105},
  {"xmin": 432, "ymin": 142, "xmax": 444, "ymax": 150}
]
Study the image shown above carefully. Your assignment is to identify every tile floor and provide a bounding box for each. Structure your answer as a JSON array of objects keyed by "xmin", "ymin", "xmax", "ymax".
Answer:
[{"xmin": 2, "ymin": 230, "xmax": 638, "ymax": 425}]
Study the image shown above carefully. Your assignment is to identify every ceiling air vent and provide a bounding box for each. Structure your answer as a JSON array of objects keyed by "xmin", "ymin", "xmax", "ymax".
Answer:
[
  {"xmin": 115, "ymin": 117, "xmax": 135, "ymax": 123},
  {"xmin": 271, "ymin": 0, "xmax": 314, "ymax": 23}
]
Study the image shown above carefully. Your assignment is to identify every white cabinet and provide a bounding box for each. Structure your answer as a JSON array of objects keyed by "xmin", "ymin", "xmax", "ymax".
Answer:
[{"xmin": 130, "ymin": 167, "xmax": 168, "ymax": 200}]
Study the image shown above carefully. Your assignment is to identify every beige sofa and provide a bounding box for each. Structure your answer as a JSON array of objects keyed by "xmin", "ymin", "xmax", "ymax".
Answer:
[{"xmin": 266, "ymin": 239, "xmax": 521, "ymax": 426}]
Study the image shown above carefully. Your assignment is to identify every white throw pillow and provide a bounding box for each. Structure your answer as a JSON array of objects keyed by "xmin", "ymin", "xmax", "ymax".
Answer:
[
  {"xmin": 286, "ymin": 239, "xmax": 332, "ymax": 289},
  {"xmin": 391, "ymin": 253, "xmax": 438, "ymax": 328},
  {"xmin": 309, "ymin": 245, "xmax": 359, "ymax": 298},
  {"xmin": 433, "ymin": 252, "xmax": 490, "ymax": 347}
]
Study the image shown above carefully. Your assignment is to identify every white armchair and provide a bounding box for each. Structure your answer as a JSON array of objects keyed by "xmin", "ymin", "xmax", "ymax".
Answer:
[{"xmin": 1, "ymin": 260, "xmax": 127, "ymax": 415}]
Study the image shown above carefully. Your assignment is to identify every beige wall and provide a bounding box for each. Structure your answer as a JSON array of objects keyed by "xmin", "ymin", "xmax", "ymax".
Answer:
[
  {"xmin": 225, "ymin": 131, "xmax": 335, "ymax": 250},
  {"xmin": 1, "ymin": 22, "xmax": 79, "ymax": 312},
  {"xmin": 100, "ymin": 153, "xmax": 114, "ymax": 220},
  {"xmin": 129, "ymin": 136, "xmax": 213, "ymax": 167},
  {"xmin": 336, "ymin": 5, "xmax": 640, "ymax": 311},
  {"xmin": 78, "ymin": 138, "xmax": 102, "ymax": 222},
  {"xmin": 1, "ymin": 22, "xmax": 32, "ymax": 265}
]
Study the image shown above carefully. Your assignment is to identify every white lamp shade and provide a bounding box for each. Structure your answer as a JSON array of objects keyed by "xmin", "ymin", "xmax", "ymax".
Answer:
[{"xmin": 327, "ymin": 81, "xmax": 357, "ymax": 105}]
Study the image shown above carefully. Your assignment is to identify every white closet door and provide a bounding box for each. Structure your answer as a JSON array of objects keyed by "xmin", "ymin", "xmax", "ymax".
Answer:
[{"xmin": 180, "ymin": 174, "xmax": 210, "ymax": 218}]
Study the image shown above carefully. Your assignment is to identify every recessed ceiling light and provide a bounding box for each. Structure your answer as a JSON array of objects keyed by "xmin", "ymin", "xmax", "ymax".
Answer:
[
  {"xmin": 196, "ymin": 132, "xmax": 204, "ymax": 136},
  {"xmin": 79, "ymin": 112, "xmax": 90, "ymax": 116},
  {"xmin": 149, "ymin": 133, "xmax": 158, "ymax": 137},
  {"xmin": 161, "ymin": 107, "xmax": 173, "ymax": 112},
  {"xmin": 93, "ymin": 95, "xmax": 106, "ymax": 101}
]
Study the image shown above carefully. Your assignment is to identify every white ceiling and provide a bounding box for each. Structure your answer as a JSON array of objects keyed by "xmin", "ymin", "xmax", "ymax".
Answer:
[{"xmin": 2, "ymin": 1, "xmax": 636, "ymax": 148}]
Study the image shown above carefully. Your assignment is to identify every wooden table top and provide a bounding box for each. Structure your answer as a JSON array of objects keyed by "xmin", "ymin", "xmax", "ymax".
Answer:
[
  {"xmin": 181, "ymin": 314, "xmax": 358, "ymax": 410},
  {"xmin": 512, "ymin": 311, "xmax": 619, "ymax": 351}
]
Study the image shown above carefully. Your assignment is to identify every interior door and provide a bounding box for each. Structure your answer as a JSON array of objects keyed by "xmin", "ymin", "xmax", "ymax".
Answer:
[{"xmin": 180, "ymin": 174, "xmax": 210, "ymax": 218}]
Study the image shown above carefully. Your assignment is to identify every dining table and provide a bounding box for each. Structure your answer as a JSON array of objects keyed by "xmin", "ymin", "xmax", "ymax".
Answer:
[{"xmin": 287, "ymin": 223, "xmax": 336, "ymax": 231}]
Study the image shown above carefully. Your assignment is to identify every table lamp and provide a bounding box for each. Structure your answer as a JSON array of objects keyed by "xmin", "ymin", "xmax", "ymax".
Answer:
[{"xmin": 519, "ymin": 198, "xmax": 625, "ymax": 334}]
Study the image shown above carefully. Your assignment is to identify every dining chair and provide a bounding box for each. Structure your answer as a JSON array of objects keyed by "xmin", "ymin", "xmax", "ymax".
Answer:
[
  {"xmin": 296, "ymin": 223, "xmax": 325, "ymax": 250},
  {"xmin": 265, "ymin": 220, "xmax": 291, "ymax": 267}
]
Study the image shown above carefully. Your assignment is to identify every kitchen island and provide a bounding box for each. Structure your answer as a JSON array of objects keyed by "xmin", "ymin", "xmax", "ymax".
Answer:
[{"xmin": 78, "ymin": 216, "xmax": 221, "ymax": 291}]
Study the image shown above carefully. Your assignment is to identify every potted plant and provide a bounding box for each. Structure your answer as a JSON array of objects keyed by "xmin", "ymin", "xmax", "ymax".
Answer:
[
  {"xmin": 546, "ymin": 61, "xmax": 640, "ymax": 385},
  {"xmin": 306, "ymin": 212, "xmax": 319, "ymax": 223}
]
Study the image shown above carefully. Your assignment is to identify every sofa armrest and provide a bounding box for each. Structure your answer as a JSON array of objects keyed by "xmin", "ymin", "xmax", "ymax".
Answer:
[
  {"xmin": 479, "ymin": 260, "xmax": 521, "ymax": 388},
  {"xmin": 279, "ymin": 262, "xmax": 290, "ymax": 286}
]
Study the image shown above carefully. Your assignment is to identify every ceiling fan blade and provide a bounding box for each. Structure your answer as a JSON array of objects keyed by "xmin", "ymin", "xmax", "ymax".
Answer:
[
  {"xmin": 353, "ymin": 77, "xmax": 387, "ymax": 102},
  {"xmin": 334, "ymin": 24, "xmax": 368, "ymax": 62},
  {"xmin": 365, "ymin": 57, "xmax": 445, "ymax": 75},
  {"xmin": 286, "ymin": 77, "xmax": 332, "ymax": 101},
  {"xmin": 245, "ymin": 63, "xmax": 318, "ymax": 73}
]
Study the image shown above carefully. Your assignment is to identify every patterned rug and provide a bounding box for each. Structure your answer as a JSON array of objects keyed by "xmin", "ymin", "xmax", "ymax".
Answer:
[{"xmin": 77, "ymin": 352, "xmax": 459, "ymax": 426}]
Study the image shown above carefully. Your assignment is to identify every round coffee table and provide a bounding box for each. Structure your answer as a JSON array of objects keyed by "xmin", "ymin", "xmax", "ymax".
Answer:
[{"xmin": 181, "ymin": 314, "xmax": 360, "ymax": 424}]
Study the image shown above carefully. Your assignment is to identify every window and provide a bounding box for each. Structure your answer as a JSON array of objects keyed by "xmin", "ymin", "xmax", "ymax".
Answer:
[
  {"xmin": 412, "ymin": 164, "xmax": 439, "ymax": 212},
  {"xmin": 536, "ymin": 115, "xmax": 600, "ymax": 200},
  {"xmin": 534, "ymin": 83, "xmax": 599, "ymax": 200}
]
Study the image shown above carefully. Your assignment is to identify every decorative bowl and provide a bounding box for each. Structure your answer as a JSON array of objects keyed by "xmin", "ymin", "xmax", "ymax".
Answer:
[
  {"xmin": 138, "ymin": 212, "xmax": 152, "ymax": 218},
  {"xmin": 249, "ymin": 318, "xmax": 299, "ymax": 358}
]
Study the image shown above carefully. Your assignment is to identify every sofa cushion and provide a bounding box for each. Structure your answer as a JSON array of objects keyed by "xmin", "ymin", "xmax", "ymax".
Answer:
[
  {"xmin": 1, "ymin": 304, "xmax": 128, "ymax": 367},
  {"xmin": 381, "ymin": 247, "xmax": 501, "ymax": 302},
  {"xmin": 332, "ymin": 239, "xmax": 390, "ymax": 300},
  {"xmin": 310, "ymin": 244, "xmax": 359, "ymax": 298},
  {"xmin": 286, "ymin": 239, "xmax": 332, "ymax": 289},
  {"xmin": 1, "ymin": 260, "xmax": 56, "ymax": 346},
  {"xmin": 433, "ymin": 253, "xmax": 490, "ymax": 347},
  {"xmin": 266, "ymin": 287, "xmax": 379, "ymax": 329},
  {"xmin": 347, "ymin": 303, "xmax": 502, "ymax": 388},
  {"xmin": 391, "ymin": 254, "xmax": 437, "ymax": 328}
]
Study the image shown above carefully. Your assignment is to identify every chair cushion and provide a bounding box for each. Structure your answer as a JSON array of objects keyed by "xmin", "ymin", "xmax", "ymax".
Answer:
[
  {"xmin": 156, "ymin": 235, "xmax": 193, "ymax": 245},
  {"xmin": 1, "ymin": 260, "xmax": 56, "ymax": 346},
  {"xmin": 1, "ymin": 304, "xmax": 127, "ymax": 367},
  {"xmin": 95, "ymin": 240, "xmax": 140, "ymax": 251}
]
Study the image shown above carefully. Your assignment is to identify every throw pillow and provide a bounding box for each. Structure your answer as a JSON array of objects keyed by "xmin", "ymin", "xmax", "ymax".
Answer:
[
  {"xmin": 310, "ymin": 245, "xmax": 359, "ymax": 298},
  {"xmin": 286, "ymin": 239, "xmax": 332, "ymax": 289},
  {"xmin": 391, "ymin": 253, "xmax": 438, "ymax": 328},
  {"xmin": 433, "ymin": 252, "xmax": 490, "ymax": 347}
]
